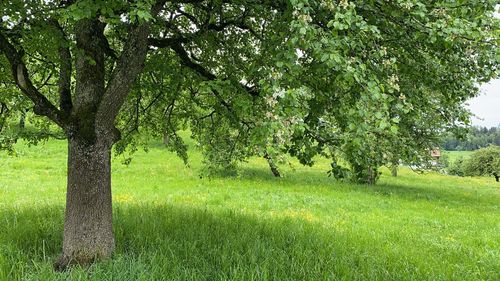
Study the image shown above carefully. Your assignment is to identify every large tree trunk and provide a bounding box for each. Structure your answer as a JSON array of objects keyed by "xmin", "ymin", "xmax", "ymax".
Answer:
[
  {"xmin": 2, "ymin": 8, "xmax": 157, "ymax": 271},
  {"xmin": 54, "ymin": 19, "xmax": 115, "ymax": 270},
  {"xmin": 52, "ymin": 14, "xmax": 153, "ymax": 269},
  {"xmin": 54, "ymin": 137, "xmax": 114, "ymax": 270}
]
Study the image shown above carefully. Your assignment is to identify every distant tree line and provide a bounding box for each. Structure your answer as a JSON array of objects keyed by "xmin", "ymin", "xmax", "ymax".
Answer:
[{"xmin": 441, "ymin": 125, "xmax": 500, "ymax": 151}]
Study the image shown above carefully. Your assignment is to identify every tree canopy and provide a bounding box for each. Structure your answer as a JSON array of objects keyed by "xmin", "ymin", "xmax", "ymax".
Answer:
[{"xmin": 1, "ymin": 1, "xmax": 498, "ymax": 180}]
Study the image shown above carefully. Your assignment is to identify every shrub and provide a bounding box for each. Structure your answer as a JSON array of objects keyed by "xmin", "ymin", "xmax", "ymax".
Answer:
[
  {"xmin": 461, "ymin": 146, "xmax": 500, "ymax": 181},
  {"xmin": 447, "ymin": 156, "xmax": 465, "ymax": 176}
]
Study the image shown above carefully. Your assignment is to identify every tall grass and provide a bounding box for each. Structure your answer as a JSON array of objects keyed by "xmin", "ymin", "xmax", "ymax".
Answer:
[{"xmin": 0, "ymin": 140, "xmax": 499, "ymax": 280}]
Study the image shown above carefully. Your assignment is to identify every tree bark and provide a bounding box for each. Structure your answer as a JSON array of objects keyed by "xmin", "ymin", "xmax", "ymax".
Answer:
[
  {"xmin": 264, "ymin": 153, "xmax": 282, "ymax": 178},
  {"xmin": 54, "ymin": 136, "xmax": 114, "ymax": 270},
  {"xmin": 268, "ymin": 159, "xmax": 282, "ymax": 178}
]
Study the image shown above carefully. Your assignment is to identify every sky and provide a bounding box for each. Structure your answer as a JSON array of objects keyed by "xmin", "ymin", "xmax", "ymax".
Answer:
[
  {"xmin": 468, "ymin": 6, "xmax": 500, "ymax": 128},
  {"xmin": 467, "ymin": 79, "xmax": 500, "ymax": 128}
]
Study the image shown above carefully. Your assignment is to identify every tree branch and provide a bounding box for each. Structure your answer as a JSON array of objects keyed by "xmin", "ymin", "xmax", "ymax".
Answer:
[
  {"xmin": 96, "ymin": 1, "xmax": 167, "ymax": 133},
  {"xmin": 163, "ymin": 41, "xmax": 254, "ymax": 127},
  {"xmin": 149, "ymin": 38, "xmax": 259, "ymax": 97},
  {"xmin": 58, "ymin": 43, "xmax": 72, "ymax": 113},
  {"xmin": 48, "ymin": 19, "xmax": 73, "ymax": 114},
  {"xmin": 0, "ymin": 31, "xmax": 67, "ymax": 128}
]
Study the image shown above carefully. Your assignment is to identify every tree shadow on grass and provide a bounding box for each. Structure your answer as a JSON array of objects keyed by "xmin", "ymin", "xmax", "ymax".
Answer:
[
  {"xmin": 234, "ymin": 167, "xmax": 499, "ymax": 209},
  {"xmin": 0, "ymin": 203, "xmax": 446, "ymax": 281}
]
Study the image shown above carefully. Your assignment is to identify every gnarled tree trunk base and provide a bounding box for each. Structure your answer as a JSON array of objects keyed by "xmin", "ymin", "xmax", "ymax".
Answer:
[{"xmin": 54, "ymin": 253, "xmax": 98, "ymax": 271}]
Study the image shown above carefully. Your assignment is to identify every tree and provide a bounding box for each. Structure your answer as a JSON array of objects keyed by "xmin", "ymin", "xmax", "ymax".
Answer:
[
  {"xmin": 462, "ymin": 145, "xmax": 500, "ymax": 182},
  {"xmin": 447, "ymin": 156, "xmax": 466, "ymax": 177},
  {"xmin": 1, "ymin": 0, "xmax": 497, "ymax": 269},
  {"xmin": 178, "ymin": 1, "xmax": 499, "ymax": 184}
]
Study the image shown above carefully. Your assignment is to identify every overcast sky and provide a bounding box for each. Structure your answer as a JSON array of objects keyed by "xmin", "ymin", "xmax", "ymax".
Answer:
[
  {"xmin": 467, "ymin": 79, "xmax": 500, "ymax": 128},
  {"xmin": 467, "ymin": 6, "xmax": 500, "ymax": 128}
]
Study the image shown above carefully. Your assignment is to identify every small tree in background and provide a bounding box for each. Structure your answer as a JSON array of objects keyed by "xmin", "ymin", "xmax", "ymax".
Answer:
[
  {"xmin": 447, "ymin": 156, "xmax": 466, "ymax": 177},
  {"xmin": 462, "ymin": 146, "xmax": 500, "ymax": 182}
]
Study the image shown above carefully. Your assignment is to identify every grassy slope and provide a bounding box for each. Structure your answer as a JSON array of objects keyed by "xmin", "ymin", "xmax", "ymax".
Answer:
[{"xmin": 0, "ymin": 140, "xmax": 499, "ymax": 281}]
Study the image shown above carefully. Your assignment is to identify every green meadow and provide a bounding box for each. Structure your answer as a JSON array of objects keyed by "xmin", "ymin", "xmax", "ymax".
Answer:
[
  {"xmin": 0, "ymin": 140, "xmax": 499, "ymax": 280},
  {"xmin": 444, "ymin": 150, "xmax": 474, "ymax": 163}
]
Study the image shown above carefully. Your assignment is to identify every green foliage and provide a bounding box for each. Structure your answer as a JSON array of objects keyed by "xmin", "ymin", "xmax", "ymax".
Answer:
[
  {"xmin": 447, "ymin": 156, "xmax": 466, "ymax": 177},
  {"xmin": 442, "ymin": 125, "xmax": 500, "ymax": 151},
  {"xmin": 327, "ymin": 161, "xmax": 351, "ymax": 180},
  {"xmin": 461, "ymin": 145, "xmax": 500, "ymax": 178},
  {"xmin": 1, "ymin": 0, "xmax": 499, "ymax": 184},
  {"xmin": 1, "ymin": 140, "xmax": 499, "ymax": 280},
  {"xmin": 446, "ymin": 146, "xmax": 500, "ymax": 181}
]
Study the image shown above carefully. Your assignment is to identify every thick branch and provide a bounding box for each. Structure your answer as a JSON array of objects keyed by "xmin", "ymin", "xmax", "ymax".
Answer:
[
  {"xmin": 96, "ymin": 1, "xmax": 167, "ymax": 132},
  {"xmin": 169, "ymin": 42, "xmax": 217, "ymax": 80},
  {"xmin": 150, "ymin": 38, "xmax": 259, "ymax": 97},
  {"xmin": 72, "ymin": 19, "xmax": 106, "ymax": 120},
  {"xmin": 0, "ymin": 32, "xmax": 67, "ymax": 128},
  {"xmin": 161, "ymin": 41, "xmax": 254, "ymax": 127},
  {"xmin": 0, "ymin": 102, "xmax": 8, "ymax": 133},
  {"xmin": 58, "ymin": 44, "xmax": 72, "ymax": 113},
  {"xmin": 0, "ymin": 102, "xmax": 8, "ymax": 115},
  {"xmin": 48, "ymin": 19, "xmax": 73, "ymax": 114},
  {"xmin": 96, "ymin": 25, "xmax": 152, "ymax": 132}
]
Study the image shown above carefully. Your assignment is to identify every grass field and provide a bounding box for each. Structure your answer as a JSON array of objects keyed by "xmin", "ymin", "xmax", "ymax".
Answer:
[
  {"xmin": 444, "ymin": 151, "xmax": 474, "ymax": 163},
  {"xmin": 0, "ymin": 140, "xmax": 499, "ymax": 280}
]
